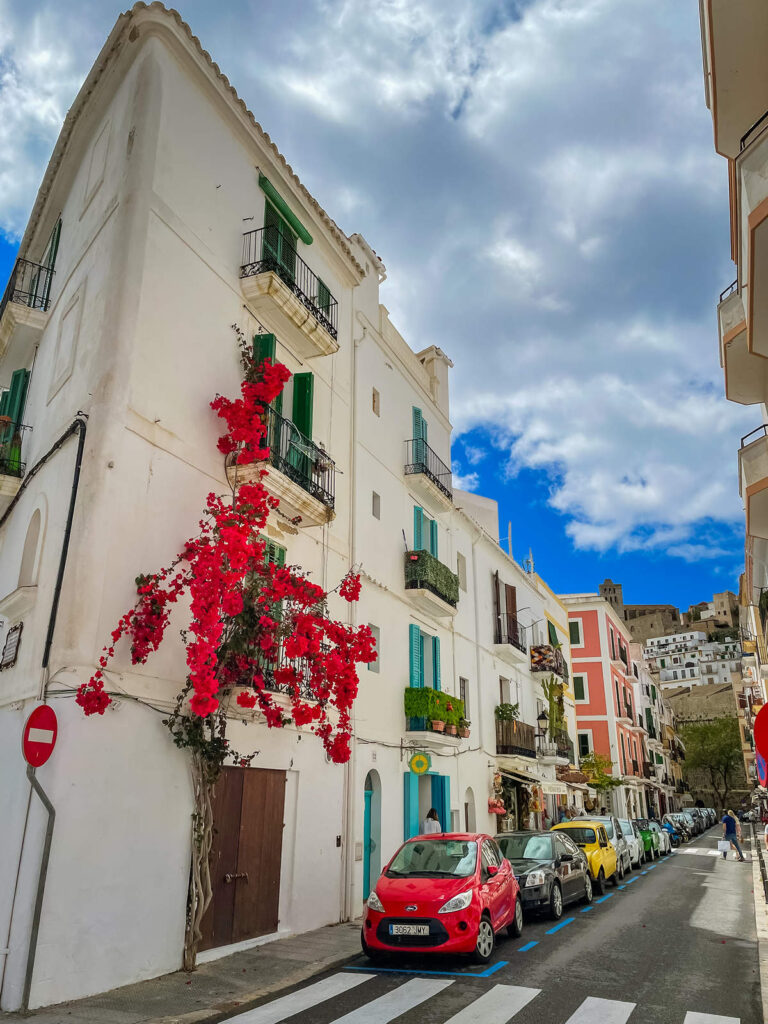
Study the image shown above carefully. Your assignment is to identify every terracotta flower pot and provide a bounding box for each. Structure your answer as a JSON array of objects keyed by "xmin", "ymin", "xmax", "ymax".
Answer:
[
  {"xmin": 459, "ymin": 727, "xmax": 470, "ymax": 738},
  {"xmin": 431, "ymin": 719, "xmax": 445, "ymax": 733},
  {"xmin": 446, "ymin": 724, "xmax": 457, "ymax": 736}
]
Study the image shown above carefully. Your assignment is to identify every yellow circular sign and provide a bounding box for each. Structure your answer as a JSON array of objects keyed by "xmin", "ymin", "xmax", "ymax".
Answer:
[{"xmin": 409, "ymin": 752, "xmax": 431, "ymax": 775}]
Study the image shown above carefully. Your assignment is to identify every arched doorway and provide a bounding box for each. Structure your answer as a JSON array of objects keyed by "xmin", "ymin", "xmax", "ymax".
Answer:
[
  {"xmin": 363, "ymin": 771, "xmax": 381, "ymax": 900},
  {"xmin": 464, "ymin": 787, "xmax": 476, "ymax": 832}
]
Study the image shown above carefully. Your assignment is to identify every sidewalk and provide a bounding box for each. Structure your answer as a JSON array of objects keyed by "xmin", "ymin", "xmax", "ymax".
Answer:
[
  {"xmin": 1, "ymin": 922, "xmax": 361, "ymax": 1024},
  {"xmin": 748, "ymin": 824, "xmax": 768, "ymax": 1024}
]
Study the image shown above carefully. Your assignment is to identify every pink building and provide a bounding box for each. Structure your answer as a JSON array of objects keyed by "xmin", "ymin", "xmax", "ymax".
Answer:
[{"xmin": 561, "ymin": 594, "xmax": 650, "ymax": 820}]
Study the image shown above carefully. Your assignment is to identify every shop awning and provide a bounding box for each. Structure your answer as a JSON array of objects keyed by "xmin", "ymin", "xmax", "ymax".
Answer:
[
  {"xmin": 541, "ymin": 782, "xmax": 568, "ymax": 796},
  {"xmin": 498, "ymin": 766, "xmax": 541, "ymax": 785}
]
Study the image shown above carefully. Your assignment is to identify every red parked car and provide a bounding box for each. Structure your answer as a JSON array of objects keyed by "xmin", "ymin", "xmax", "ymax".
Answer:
[{"xmin": 361, "ymin": 832, "xmax": 523, "ymax": 963}]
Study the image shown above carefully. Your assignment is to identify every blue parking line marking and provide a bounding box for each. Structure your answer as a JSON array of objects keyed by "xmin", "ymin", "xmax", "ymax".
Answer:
[
  {"xmin": 545, "ymin": 916, "xmax": 574, "ymax": 934},
  {"xmin": 581, "ymin": 906, "xmax": 593, "ymax": 912},
  {"xmin": 641, "ymin": 870, "xmax": 648, "ymax": 875},
  {"xmin": 595, "ymin": 893, "xmax": 613, "ymax": 903},
  {"xmin": 518, "ymin": 941, "xmax": 538, "ymax": 952},
  {"xmin": 647, "ymin": 864, "xmax": 656, "ymax": 870},
  {"xmin": 345, "ymin": 962, "xmax": 508, "ymax": 979},
  {"xmin": 626, "ymin": 876, "xmax": 638, "ymax": 884},
  {"xmin": 617, "ymin": 884, "xmax": 626, "ymax": 889}
]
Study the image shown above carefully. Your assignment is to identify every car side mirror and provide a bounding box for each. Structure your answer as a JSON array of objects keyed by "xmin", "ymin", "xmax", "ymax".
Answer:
[
  {"xmin": 487, "ymin": 864, "xmax": 499, "ymax": 877},
  {"xmin": 559, "ymin": 853, "xmax": 574, "ymax": 863}
]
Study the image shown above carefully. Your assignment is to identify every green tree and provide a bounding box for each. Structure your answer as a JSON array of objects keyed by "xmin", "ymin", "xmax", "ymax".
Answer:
[
  {"xmin": 681, "ymin": 718, "xmax": 743, "ymax": 810},
  {"xmin": 579, "ymin": 752, "xmax": 622, "ymax": 793}
]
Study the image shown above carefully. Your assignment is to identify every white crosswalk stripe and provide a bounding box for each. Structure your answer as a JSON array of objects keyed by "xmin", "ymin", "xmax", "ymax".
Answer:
[
  {"xmin": 224, "ymin": 973, "xmax": 741, "ymax": 1024},
  {"xmin": 442, "ymin": 983, "xmax": 540, "ymax": 1023},
  {"xmin": 331, "ymin": 977, "xmax": 453, "ymax": 1023},
  {"xmin": 228, "ymin": 971, "xmax": 375, "ymax": 1023},
  {"xmin": 563, "ymin": 996, "xmax": 636, "ymax": 1024}
]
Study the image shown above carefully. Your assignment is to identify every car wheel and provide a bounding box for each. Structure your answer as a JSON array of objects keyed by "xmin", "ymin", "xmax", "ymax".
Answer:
[
  {"xmin": 549, "ymin": 883, "xmax": 563, "ymax": 921},
  {"xmin": 616, "ymin": 858, "xmax": 625, "ymax": 881},
  {"xmin": 473, "ymin": 914, "xmax": 496, "ymax": 962},
  {"xmin": 361, "ymin": 933, "xmax": 382, "ymax": 961},
  {"xmin": 582, "ymin": 874, "xmax": 593, "ymax": 904},
  {"xmin": 594, "ymin": 869, "xmax": 606, "ymax": 896},
  {"xmin": 508, "ymin": 897, "xmax": 524, "ymax": 938},
  {"xmin": 609, "ymin": 868, "xmax": 619, "ymax": 887}
]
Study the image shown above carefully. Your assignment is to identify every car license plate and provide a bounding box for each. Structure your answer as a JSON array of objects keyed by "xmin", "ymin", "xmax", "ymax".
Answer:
[{"xmin": 389, "ymin": 924, "xmax": 429, "ymax": 936}]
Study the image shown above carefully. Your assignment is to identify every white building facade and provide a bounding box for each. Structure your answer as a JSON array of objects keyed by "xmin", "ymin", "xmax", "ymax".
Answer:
[
  {"xmin": 0, "ymin": 6, "xmax": 581, "ymax": 1011},
  {"xmin": 643, "ymin": 631, "xmax": 741, "ymax": 688}
]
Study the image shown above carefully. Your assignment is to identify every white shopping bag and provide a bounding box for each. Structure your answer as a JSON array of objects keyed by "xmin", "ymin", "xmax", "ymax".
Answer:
[{"xmin": 717, "ymin": 840, "xmax": 731, "ymax": 853}]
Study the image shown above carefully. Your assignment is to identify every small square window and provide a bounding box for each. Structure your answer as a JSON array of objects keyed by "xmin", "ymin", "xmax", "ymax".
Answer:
[
  {"xmin": 573, "ymin": 675, "xmax": 586, "ymax": 701},
  {"xmin": 367, "ymin": 624, "xmax": 380, "ymax": 673},
  {"xmin": 578, "ymin": 733, "xmax": 591, "ymax": 757},
  {"xmin": 372, "ymin": 388, "xmax": 380, "ymax": 416},
  {"xmin": 569, "ymin": 620, "xmax": 581, "ymax": 646},
  {"xmin": 459, "ymin": 676, "xmax": 470, "ymax": 718},
  {"xmin": 457, "ymin": 552, "xmax": 467, "ymax": 592},
  {"xmin": 372, "ymin": 491, "xmax": 381, "ymax": 519}
]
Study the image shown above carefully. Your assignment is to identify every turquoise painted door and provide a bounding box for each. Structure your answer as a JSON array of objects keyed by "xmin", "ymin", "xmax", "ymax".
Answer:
[
  {"xmin": 430, "ymin": 775, "xmax": 451, "ymax": 832},
  {"xmin": 363, "ymin": 790, "xmax": 373, "ymax": 900}
]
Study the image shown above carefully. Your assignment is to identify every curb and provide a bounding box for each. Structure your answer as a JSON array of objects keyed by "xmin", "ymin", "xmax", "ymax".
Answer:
[
  {"xmin": 148, "ymin": 949, "xmax": 361, "ymax": 1024},
  {"xmin": 748, "ymin": 826, "xmax": 768, "ymax": 1024}
]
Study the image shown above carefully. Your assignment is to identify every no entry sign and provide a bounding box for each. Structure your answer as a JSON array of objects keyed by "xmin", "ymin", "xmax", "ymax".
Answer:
[{"xmin": 22, "ymin": 705, "xmax": 58, "ymax": 767}]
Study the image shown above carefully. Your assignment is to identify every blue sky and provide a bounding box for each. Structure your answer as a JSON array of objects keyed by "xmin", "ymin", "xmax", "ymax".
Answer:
[{"xmin": 0, "ymin": 0, "xmax": 753, "ymax": 611}]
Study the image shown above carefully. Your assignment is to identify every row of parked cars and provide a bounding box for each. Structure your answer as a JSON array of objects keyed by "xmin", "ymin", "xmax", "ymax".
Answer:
[{"xmin": 361, "ymin": 810, "xmax": 714, "ymax": 964}]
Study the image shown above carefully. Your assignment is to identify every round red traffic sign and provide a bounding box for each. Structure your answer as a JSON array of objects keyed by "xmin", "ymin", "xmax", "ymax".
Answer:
[
  {"xmin": 754, "ymin": 703, "xmax": 768, "ymax": 765},
  {"xmin": 22, "ymin": 705, "xmax": 58, "ymax": 767}
]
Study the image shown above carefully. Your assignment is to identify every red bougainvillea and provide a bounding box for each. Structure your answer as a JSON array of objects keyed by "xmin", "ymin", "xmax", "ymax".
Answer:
[{"xmin": 77, "ymin": 336, "xmax": 375, "ymax": 763}]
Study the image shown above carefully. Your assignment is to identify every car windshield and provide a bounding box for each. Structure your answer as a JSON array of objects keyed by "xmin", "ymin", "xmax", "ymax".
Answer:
[
  {"xmin": 635, "ymin": 818, "xmax": 650, "ymax": 829},
  {"xmin": 599, "ymin": 820, "xmax": 615, "ymax": 839},
  {"xmin": 560, "ymin": 827, "xmax": 596, "ymax": 846},
  {"xmin": 619, "ymin": 820, "xmax": 633, "ymax": 836},
  {"xmin": 498, "ymin": 835, "xmax": 553, "ymax": 861},
  {"xmin": 386, "ymin": 839, "xmax": 478, "ymax": 878},
  {"xmin": 648, "ymin": 822, "xmax": 660, "ymax": 832}
]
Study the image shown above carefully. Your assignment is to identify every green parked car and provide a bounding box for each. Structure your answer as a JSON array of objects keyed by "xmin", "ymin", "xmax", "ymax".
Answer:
[{"xmin": 633, "ymin": 818, "xmax": 660, "ymax": 861}]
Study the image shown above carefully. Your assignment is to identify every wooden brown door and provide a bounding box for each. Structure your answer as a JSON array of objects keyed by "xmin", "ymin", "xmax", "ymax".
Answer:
[{"xmin": 199, "ymin": 767, "xmax": 286, "ymax": 951}]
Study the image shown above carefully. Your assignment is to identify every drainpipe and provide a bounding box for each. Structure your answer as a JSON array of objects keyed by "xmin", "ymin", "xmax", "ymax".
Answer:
[{"xmin": 20, "ymin": 766, "xmax": 55, "ymax": 1013}]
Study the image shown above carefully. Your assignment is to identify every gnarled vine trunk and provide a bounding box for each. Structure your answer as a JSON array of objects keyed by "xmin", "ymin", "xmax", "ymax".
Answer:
[{"xmin": 183, "ymin": 756, "xmax": 214, "ymax": 971}]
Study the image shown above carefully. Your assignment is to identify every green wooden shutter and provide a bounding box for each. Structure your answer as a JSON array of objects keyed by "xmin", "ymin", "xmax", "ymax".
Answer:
[
  {"xmin": 651, "ymin": 685, "xmax": 656, "ymax": 701},
  {"xmin": 409, "ymin": 624, "xmax": 422, "ymax": 687},
  {"xmin": 569, "ymin": 621, "xmax": 580, "ymax": 645},
  {"xmin": 0, "ymin": 391, "xmax": 8, "ymax": 417},
  {"xmin": 548, "ymin": 620, "xmax": 558, "ymax": 646},
  {"xmin": 253, "ymin": 333, "xmax": 276, "ymax": 366},
  {"xmin": 317, "ymin": 279, "xmax": 331, "ymax": 314},
  {"xmin": 4, "ymin": 369, "xmax": 30, "ymax": 443},
  {"xmin": 412, "ymin": 407, "xmax": 423, "ymax": 441},
  {"xmin": 292, "ymin": 373, "xmax": 314, "ymax": 439},
  {"xmin": 432, "ymin": 635, "xmax": 441, "ymax": 689},
  {"xmin": 574, "ymin": 676, "xmax": 585, "ymax": 701},
  {"xmin": 429, "ymin": 519, "xmax": 438, "ymax": 559},
  {"xmin": 413, "ymin": 506, "xmax": 424, "ymax": 550}
]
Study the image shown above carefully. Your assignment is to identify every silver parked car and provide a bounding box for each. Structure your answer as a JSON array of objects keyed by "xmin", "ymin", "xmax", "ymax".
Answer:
[{"xmin": 585, "ymin": 815, "xmax": 632, "ymax": 877}]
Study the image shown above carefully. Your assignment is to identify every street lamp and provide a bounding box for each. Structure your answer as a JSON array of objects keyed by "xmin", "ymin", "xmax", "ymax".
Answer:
[{"xmin": 536, "ymin": 710, "xmax": 549, "ymax": 739}]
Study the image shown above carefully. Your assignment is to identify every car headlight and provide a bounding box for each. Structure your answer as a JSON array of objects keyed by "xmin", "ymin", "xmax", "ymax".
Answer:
[
  {"xmin": 524, "ymin": 870, "xmax": 547, "ymax": 887},
  {"xmin": 366, "ymin": 890, "xmax": 385, "ymax": 913},
  {"xmin": 438, "ymin": 889, "xmax": 474, "ymax": 914}
]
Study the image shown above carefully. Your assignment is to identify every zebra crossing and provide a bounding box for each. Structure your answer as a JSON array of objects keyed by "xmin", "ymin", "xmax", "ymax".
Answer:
[
  {"xmin": 223, "ymin": 971, "xmax": 741, "ymax": 1024},
  {"xmin": 677, "ymin": 846, "xmax": 750, "ymax": 859}
]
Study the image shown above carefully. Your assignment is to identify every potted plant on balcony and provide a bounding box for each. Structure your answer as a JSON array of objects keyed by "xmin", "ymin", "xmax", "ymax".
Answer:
[
  {"xmin": 404, "ymin": 686, "xmax": 431, "ymax": 731},
  {"xmin": 445, "ymin": 701, "xmax": 457, "ymax": 735},
  {"xmin": 459, "ymin": 717, "xmax": 471, "ymax": 738},
  {"xmin": 494, "ymin": 702, "xmax": 520, "ymax": 721}
]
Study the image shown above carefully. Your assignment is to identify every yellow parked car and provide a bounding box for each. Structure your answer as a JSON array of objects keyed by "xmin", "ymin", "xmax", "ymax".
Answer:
[{"xmin": 551, "ymin": 820, "xmax": 618, "ymax": 895}]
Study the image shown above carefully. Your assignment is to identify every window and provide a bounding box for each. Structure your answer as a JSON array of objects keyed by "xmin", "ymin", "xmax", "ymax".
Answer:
[
  {"xmin": 413, "ymin": 506, "xmax": 438, "ymax": 557},
  {"xmin": 457, "ymin": 552, "xmax": 467, "ymax": 592},
  {"xmin": 499, "ymin": 676, "xmax": 511, "ymax": 704},
  {"xmin": 573, "ymin": 675, "xmax": 586, "ymax": 701},
  {"xmin": 459, "ymin": 676, "xmax": 470, "ymax": 718},
  {"xmin": 368, "ymin": 624, "xmax": 380, "ymax": 673},
  {"xmin": 262, "ymin": 536, "xmax": 286, "ymax": 566},
  {"xmin": 409, "ymin": 623, "xmax": 440, "ymax": 689},
  {"xmin": 614, "ymin": 679, "xmax": 621, "ymax": 712},
  {"xmin": 610, "ymin": 629, "xmax": 616, "ymax": 661},
  {"xmin": 569, "ymin": 620, "xmax": 581, "ymax": 646},
  {"xmin": 372, "ymin": 491, "xmax": 381, "ymax": 519},
  {"xmin": 660, "ymin": 658, "xmax": 666, "ymax": 668},
  {"xmin": 578, "ymin": 733, "xmax": 591, "ymax": 757},
  {"xmin": 372, "ymin": 388, "xmax": 380, "ymax": 416},
  {"xmin": 620, "ymin": 734, "xmax": 627, "ymax": 774}
]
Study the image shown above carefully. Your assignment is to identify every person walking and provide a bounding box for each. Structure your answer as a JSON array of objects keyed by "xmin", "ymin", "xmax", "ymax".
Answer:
[
  {"xmin": 721, "ymin": 809, "xmax": 746, "ymax": 861},
  {"xmin": 421, "ymin": 808, "xmax": 441, "ymax": 834}
]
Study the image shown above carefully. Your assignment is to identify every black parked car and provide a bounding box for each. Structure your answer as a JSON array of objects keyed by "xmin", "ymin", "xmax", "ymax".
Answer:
[{"xmin": 496, "ymin": 830, "xmax": 593, "ymax": 921}]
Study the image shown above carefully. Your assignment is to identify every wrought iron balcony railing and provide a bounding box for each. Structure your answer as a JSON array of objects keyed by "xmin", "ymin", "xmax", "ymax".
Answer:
[
  {"xmin": 240, "ymin": 227, "xmax": 338, "ymax": 339},
  {"xmin": 494, "ymin": 612, "xmax": 526, "ymax": 653},
  {"xmin": 554, "ymin": 730, "xmax": 574, "ymax": 763},
  {"xmin": 496, "ymin": 719, "xmax": 536, "ymax": 758},
  {"xmin": 263, "ymin": 405, "xmax": 335, "ymax": 510},
  {"xmin": 631, "ymin": 758, "xmax": 639, "ymax": 775},
  {"xmin": 0, "ymin": 421, "xmax": 31, "ymax": 478},
  {"xmin": 642, "ymin": 761, "xmax": 653, "ymax": 779},
  {"xmin": 0, "ymin": 258, "xmax": 54, "ymax": 322},
  {"xmin": 404, "ymin": 549, "xmax": 459, "ymax": 607},
  {"xmin": 404, "ymin": 438, "xmax": 453, "ymax": 500}
]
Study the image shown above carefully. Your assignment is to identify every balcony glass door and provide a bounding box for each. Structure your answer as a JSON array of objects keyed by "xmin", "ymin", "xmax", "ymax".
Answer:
[{"xmin": 263, "ymin": 201, "xmax": 296, "ymax": 283}]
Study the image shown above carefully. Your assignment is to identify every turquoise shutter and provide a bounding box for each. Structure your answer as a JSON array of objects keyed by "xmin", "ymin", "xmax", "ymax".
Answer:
[
  {"xmin": 412, "ymin": 406, "xmax": 423, "ymax": 441},
  {"xmin": 430, "ymin": 775, "xmax": 450, "ymax": 832},
  {"xmin": 413, "ymin": 506, "xmax": 424, "ymax": 550},
  {"xmin": 429, "ymin": 519, "xmax": 438, "ymax": 558},
  {"xmin": 404, "ymin": 772, "xmax": 419, "ymax": 840},
  {"xmin": 292, "ymin": 373, "xmax": 314, "ymax": 439},
  {"xmin": 412, "ymin": 406, "xmax": 427, "ymax": 465},
  {"xmin": 432, "ymin": 635, "xmax": 441, "ymax": 689},
  {"xmin": 409, "ymin": 624, "xmax": 422, "ymax": 686}
]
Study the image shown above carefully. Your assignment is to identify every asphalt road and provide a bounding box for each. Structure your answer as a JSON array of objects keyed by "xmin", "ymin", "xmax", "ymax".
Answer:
[{"xmin": 219, "ymin": 828, "xmax": 762, "ymax": 1024}]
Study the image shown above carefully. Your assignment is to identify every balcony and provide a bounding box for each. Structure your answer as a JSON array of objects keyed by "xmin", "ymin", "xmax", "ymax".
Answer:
[
  {"xmin": 239, "ymin": 228, "xmax": 339, "ymax": 359},
  {"xmin": 496, "ymin": 719, "xmax": 536, "ymax": 759},
  {"xmin": 493, "ymin": 612, "xmax": 527, "ymax": 665},
  {"xmin": 722, "ymin": 287, "xmax": 768, "ymax": 404},
  {"xmin": 404, "ymin": 686, "xmax": 464, "ymax": 752},
  {"xmin": 403, "ymin": 438, "xmax": 453, "ymax": 508},
  {"xmin": 701, "ymin": 0, "xmax": 768, "ymax": 159},
  {"xmin": 554, "ymin": 730, "xmax": 575, "ymax": 763},
  {"xmin": 227, "ymin": 406, "xmax": 334, "ymax": 527},
  {"xmin": 530, "ymin": 644, "xmax": 568, "ymax": 679},
  {"xmin": 0, "ymin": 258, "xmax": 53, "ymax": 365},
  {"xmin": 0, "ymin": 421, "xmax": 31, "ymax": 512},
  {"xmin": 740, "ymin": 425, "xmax": 768, "ymax": 540},
  {"xmin": 642, "ymin": 761, "xmax": 653, "ymax": 779},
  {"xmin": 404, "ymin": 549, "xmax": 459, "ymax": 620}
]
